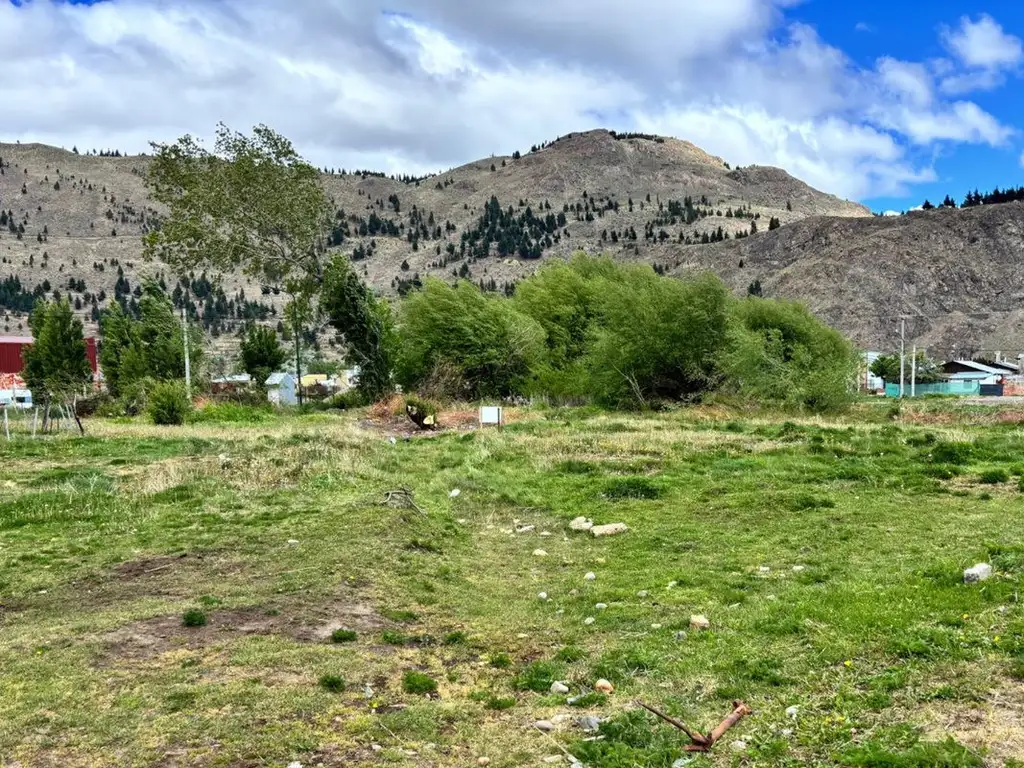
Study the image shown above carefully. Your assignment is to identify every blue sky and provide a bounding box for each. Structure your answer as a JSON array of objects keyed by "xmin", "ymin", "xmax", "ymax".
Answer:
[{"xmin": 2, "ymin": 0, "xmax": 1022, "ymax": 212}]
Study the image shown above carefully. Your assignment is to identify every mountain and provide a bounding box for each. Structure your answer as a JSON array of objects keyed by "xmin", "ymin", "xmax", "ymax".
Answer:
[{"xmin": 21, "ymin": 128, "xmax": 1012, "ymax": 362}]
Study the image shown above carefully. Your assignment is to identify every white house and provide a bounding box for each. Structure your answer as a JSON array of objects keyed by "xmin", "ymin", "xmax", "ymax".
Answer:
[
  {"xmin": 0, "ymin": 387, "xmax": 32, "ymax": 410},
  {"xmin": 265, "ymin": 372, "xmax": 298, "ymax": 406}
]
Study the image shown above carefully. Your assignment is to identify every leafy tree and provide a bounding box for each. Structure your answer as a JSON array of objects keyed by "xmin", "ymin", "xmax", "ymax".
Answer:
[
  {"xmin": 321, "ymin": 255, "xmax": 397, "ymax": 401},
  {"xmin": 240, "ymin": 325, "xmax": 286, "ymax": 385},
  {"xmin": 22, "ymin": 298, "xmax": 92, "ymax": 431},
  {"xmin": 869, "ymin": 352, "xmax": 942, "ymax": 384}
]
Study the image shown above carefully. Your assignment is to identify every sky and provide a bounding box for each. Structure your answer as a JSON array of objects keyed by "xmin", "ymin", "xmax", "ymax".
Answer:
[{"xmin": 2, "ymin": 0, "xmax": 1023, "ymax": 212}]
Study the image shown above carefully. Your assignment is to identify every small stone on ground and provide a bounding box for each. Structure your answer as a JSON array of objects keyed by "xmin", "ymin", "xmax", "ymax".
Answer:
[
  {"xmin": 551, "ymin": 681, "xmax": 570, "ymax": 694},
  {"xmin": 964, "ymin": 563, "xmax": 993, "ymax": 583},
  {"xmin": 690, "ymin": 615, "xmax": 710, "ymax": 630},
  {"xmin": 577, "ymin": 715, "xmax": 601, "ymax": 732},
  {"xmin": 534, "ymin": 719, "xmax": 555, "ymax": 732},
  {"xmin": 591, "ymin": 523, "xmax": 629, "ymax": 537}
]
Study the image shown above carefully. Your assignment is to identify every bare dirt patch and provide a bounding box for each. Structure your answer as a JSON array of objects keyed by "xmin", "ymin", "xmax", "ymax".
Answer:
[
  {"xmin": 99, "ymin": 598, "xmax": 389, "ymax": 663},
  {"xmin": 921, "ymin": 682, "xmax": 1024, "ymax": 765}
]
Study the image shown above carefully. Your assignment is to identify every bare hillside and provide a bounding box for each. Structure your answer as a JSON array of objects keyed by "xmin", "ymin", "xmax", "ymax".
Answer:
[{"xmin": 672, "ymin": 203, "xmax": 1024, "ymax": 354}]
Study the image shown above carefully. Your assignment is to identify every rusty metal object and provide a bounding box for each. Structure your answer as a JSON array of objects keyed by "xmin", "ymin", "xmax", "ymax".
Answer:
[{"xmin": 637, "ymin": 699, "xmax": 752, "ymax": 753}]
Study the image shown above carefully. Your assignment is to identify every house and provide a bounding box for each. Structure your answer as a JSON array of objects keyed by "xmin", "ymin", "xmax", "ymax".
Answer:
[
  {"xmin": 265, "ymin": 372, "xmax": 298, "ymax": 406},
  {"xmin": 211, "ymin": 373, "xmax": 253, "ymax": 395},
  {"xmin": 0, "ymin": 372, "xmax": 32, "ymax": 409},
  {"xmin": 0, "ymin": 335, "xmax": 100, "ymax": 377},
  {"xmin": 940, "ymin": 360, "xmax": 1006, "ymax": 385}
]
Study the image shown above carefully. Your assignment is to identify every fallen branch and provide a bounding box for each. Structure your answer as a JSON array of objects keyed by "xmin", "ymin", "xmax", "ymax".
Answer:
[{"xmin": 636, "ymin": 700, "xmax": 751, "ymax": 753}]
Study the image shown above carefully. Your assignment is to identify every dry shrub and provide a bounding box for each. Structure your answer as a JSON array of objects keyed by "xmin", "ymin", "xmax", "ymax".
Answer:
[
  {"xmin": 369, "ymin": 394, "xmax": 405, "ymax": 421},
  {"xmin": 417, "ymin": 360, "xmax": 469, "ymax": 403}
]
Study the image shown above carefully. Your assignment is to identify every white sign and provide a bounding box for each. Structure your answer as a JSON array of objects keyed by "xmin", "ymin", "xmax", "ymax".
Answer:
[{"xmin": 479, "ymin": 406, "xmax": 503, "ymax": 426}]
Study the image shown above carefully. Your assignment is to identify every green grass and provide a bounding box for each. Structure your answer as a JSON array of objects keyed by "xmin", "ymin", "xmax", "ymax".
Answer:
[{"xmin": 0, "ymin": 405, "xmax": 1016, "ymax": 766}]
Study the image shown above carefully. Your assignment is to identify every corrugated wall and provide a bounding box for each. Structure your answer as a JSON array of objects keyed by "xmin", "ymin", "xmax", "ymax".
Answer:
[{"xmin": 0, "ymin": 341, "xmax": 27, "ymax": 374}]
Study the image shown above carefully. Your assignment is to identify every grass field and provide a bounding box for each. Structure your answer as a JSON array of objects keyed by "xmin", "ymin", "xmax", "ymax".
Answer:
[{"xmin": 3, "ymin": 401, "xmax": 1024, "ymax": 767}]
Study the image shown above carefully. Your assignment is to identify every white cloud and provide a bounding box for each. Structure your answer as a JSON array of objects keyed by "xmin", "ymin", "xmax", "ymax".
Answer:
[
  {"xmin": 0, "ymin": 0, "xmax": 1014, "ymax": 201},
  {"xmin": 1019, "ymin": 150, "xmax": 1024, "ymax": 169},
  {"xmin": 942, "ymin": 14, "xmax": 1023, "ymax": 69}
]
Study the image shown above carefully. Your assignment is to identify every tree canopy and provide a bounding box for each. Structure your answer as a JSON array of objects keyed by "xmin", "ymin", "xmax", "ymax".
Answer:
[{"xmin": 22, "ymin": 298, "xmax": 92, "ymax": 403}]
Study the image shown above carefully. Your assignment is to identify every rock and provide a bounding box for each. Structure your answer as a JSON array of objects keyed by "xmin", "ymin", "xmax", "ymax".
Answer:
[
  {"xmin": 731, "ymin": 740, "xmax": 748, "ymax": 753},
  {"xmin": 792, "ymin": 565, "xmax": 806, "ymax": 573},
  {"xmin": 551, "ymin": 681, "xmax": 570, "ymax": 694},
  {"xmin": 584, "ymin": 572, "xmax": 597, "ymax": 581},
  {"xmin": 584, "ymin": 617, "xmax": 596, "ymax": 625},
  {"xmin": 477, "ymin": 758, "xmax": 491, "ymax": 766},
  {"xmin": 595, "ymin": 603, "xmax": 608, "ymax": 610},
  {"xmin": 543, "ymin": 756, "xmax": 563, "ymax": 764},
  {"xmin": 534, "ymin": 549, "xmax": 549, "ymax": 557},
  {"xmin": 592, "ymin": 523, "xmax": 629, "ymax": 537},
  {"xmin": 517, "ymin": 525, "xmax": 536, "ymax": 534},
  {"xmin": 651, "ymin": 623, "xmax": 663, "ymax": 630},
  {"xmin": 672, "ymin": 759, "xmax": 695, "ymax": 768},
  {"xmin": 594, "ymin": 679, "xmax": 614, "ymax": 694},
  {"xmin": 287, "ymin": 762, "xmax": 303, "ymax": 768},
  {"xmin": 388, "ymin": 436, "xmax": 397, "ymax": 445},
  {"xmin": 449, "ymin": 489, "xmax": 461, "ymax": 498},
  {"xmin": 538, "ymin": 592, "xmax": 549, "ymax": 601},
  {"xmin": 457, "ymin": 518, "xmax": 468, "ymax": 524},
  {"xmin": 286, "ymin": 539, "xmax": 299, "ymax": 546},
  {"xmin": 569, "ymin": 516, "xmax": 594, "ymax": 532},
  {"xmin": 370, "ymin": 744, "xmax": 382, "ymax": 752},
  {"xmin": 637, "ymin": 590, "xmax": 649, "ymax": 598},
  {"xmin": 781, "ymin": 728, "xmax": 794, "ymax": 737},
  {"xmin": 667, "ymin": 580, "xmax": 678, "ymax": 589},
  {"xmin": 964, "ymin": 563, "xmax": 993, "ymax": 583},
  {"xmin": 534, "ymin": 720, "xmax": 556, "ymax": 732},
  {"xmin": 363, "ymin": 684, "xmax": 375, "ymax": 698},
  {"xmin": 689, "ymin": 615, "xmax": 710, "ymax": 630},
  {"xmin": 540, "ymin": 531, "xmax": 552, "ymax": 537},
  {"xmin": 759, "ymin": 566, "xmax": 771, "ymax": 574},
  {"xmin": 785, "ymin": 705, "xmax": 799, "ymax": 719},
  {"xmin": 218, "ymin": 453, "xmax": 232, "ymax": 469},
  {"xmin": 569, "ymin": 589, "xmax": 579, "ymax": 596},
  {"xmin": 556, "ymin": 609, "xmax": 565, "ymax": 615},
  {"xmin": 577, "ymin": 715, "xmax": 601, "ymax": 732},
  {"xmin": 673, "ymin": 631, "xmax": 687, "ymax": 641}
]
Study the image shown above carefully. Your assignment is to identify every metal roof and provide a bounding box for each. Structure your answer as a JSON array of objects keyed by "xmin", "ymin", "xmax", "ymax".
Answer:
[
  {"xmin": 0, "ymin": 336, "xmax": 34, "ymax": 345},
  {"xmin": 265, "ymin": 372, "xmax": 293, "ymax": 386},
  {"xmin": 948, "ymin": 359, "xmax": 1004, "ymax": 375}
]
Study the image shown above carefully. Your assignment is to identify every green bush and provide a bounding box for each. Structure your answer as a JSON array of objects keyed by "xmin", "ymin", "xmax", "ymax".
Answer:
[
  {"xmin": 484, "ymin": 695, "xmax": 516, "ymax": 710},
  {"xmin": 148, "ymin": 380, "xmax": 192, "ymax": 426},
  {"xmin": 979, "ymin": 469, "xmax": 1010, "ymax": 485},
  {"xmin": 723, "ymin": 297, "xmax": 860, "ymax": 413},
  {"xmin": 402, "ymin": 670, "xmax": 438, "ymax": 695},
  {"xmin": 182, "ymin": 609, "xmax": 207, "ymax": 627},
  {"xmin": 396, "ymin": 278, "xmax": 545, "ymax": 399},
  {"xmin": 930, "ymin": 442, "xmax": 973, "ymax": 465},
  {"xmin": 319, "ymin": 674, "xmax": 346, "ymax": 693},
  {"xmin": 330, "ymin": 629, "xmax": 357, "ymax": 644}
]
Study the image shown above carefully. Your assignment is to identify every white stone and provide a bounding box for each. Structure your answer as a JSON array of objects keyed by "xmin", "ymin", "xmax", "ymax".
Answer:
[
  {"xmin": 673, "ymin": 631, "xmax": 687, "ymax": 641},
  {"xmin": 595, "ymin": 603, "xmax": 608, "ymax": 610},
  {"xmin": 534, "ymin": 720, "xmax": 555, "ymax": 732},
  {"xmin": 964, "ymin": 563, "xmax": 993, "ymax": 583},
  {"xmin": 449, "ymin": 489, "xmax": 461, "ymax": 498},
  {"xmin": 477, "ymin": 758, "xmax": 491, "ymax": 766},
  {"xmin": 651, "ymin": 623, "xmax": 663, "ymax": 630},
  {"xmin": 286, "ymin": 539, "xmax": 299, "ymax": 546},
  {"xmin": 543, "ymin": 756, "xmax": 563, "ymax": 764},
  {"xmin": 370, "ymin": 744, "xmax": 382, "ymax": 752},
  {"xmin": 731, "ymin": 740, "xmax": 748, "ymax": 752},
  {"xmin": 569, "ymin": 516, "xmax": 594, "ymax": 532},
  {"xmin": 540, "ymin": 531, "xmax": 552, "ymax": 537},
  {"xmin": 781, "ymin": 728, "xmax": 794, "ymax": 737},
  {"xmin": 637, "ymin": 590, "xmax": 650, "ymax": 598},
  {"xmin": 667, "ymin": 581, "xmax": 678, "ymax": 589},
  {"xmin": 785, "ymin": 705, "xmax": 799, "ymax": 719},
  {"xmin": 792, "ymin": 565, "xmax": 806, "ymax": 573},
  {"xmin": 551, "ymin": 681, "xmax": 570, "ymax": 694},
  {"xmin": 672, "ymin": 759, "xmax": 695, "ymax": 768},
  {"xmin": 534, "ymin": 549, "xmax": 549, "ymax": 557},
  {"xmin": 538, "ymin": 592, "xmax": 549, "ymax": 601},
  {"xmin": 584, "ymin": 572, "xmax": 597, "ymax": 581},
  {"xmin": 591, "ymin": 523, "xmax": 629, "ymax": 537},
  {"xmin": 759, "ymin": 566, "xmax": 771, "ymax": 573},
  {"xmin": 517, "ymin": 525, "xmax": 536, "ymax": 534},
  {"xmin": 584, "ymin": 617, "xmax": 596, "ymax": 625},
  {"xmin": 287, "ymin": 762, "xmax": 303, "ymax": 768},
  {"xmin": 690, "ymin": 615, "xmax": 710, "ymax": 630}
]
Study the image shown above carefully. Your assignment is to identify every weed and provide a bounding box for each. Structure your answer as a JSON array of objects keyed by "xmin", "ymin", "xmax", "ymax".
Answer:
[
  {"xmin": 318, "ymin": 674, "xmax": 346, "ymax": 693},
  {"xmin": 442, "ymin": 631, "xmax": 468, "ymax": 645},
  {"xmin": 555, "ymin": 645, "xmax": 588, "ymax": 663},
  {"xmin": 330, "ymin": 629, "xmax": 357, "ymax": 644},
  {"xmin": 557, "ymin": 460, "xmax": 600, "ymax": 475},
  {"xmin": 182, "ymin": 609, "xmax": 207, "ymax": 628},
  {"xmin": 602, "ymin": 477, "xmax": 662, "ymax": 500},
  {"xmin": 929, "ymin": 441, "xmax": 973, "ymax": 465},
  {"xmin": 841, "ymin": 736, "xmax": 982, "ymax": 767},
  {"xmin": 380, "ymin": 630, "xmax": 409, "ymax": 645},
  {"xmin": 489, "ymin": 653, "xmax": 512, "ymax": 669},
  {"xmin": 402, "ymin": 671, "xmax": 438, "ymax": 695},
  {"xmin": 484, "ymin": 695, "xmax": 516, "ymax": 710},
  {"xmin": 515, "ymin": 661, "xmax": 562, "ymax": 693}
]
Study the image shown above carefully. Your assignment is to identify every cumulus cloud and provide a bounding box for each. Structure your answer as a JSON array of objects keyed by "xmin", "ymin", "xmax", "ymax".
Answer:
[
  {"xmin": 0, "ymin": 0, "xmax": 1015, "ymax": 201},
  {"xmin": 939, "ymin": 14, "xmax": 1022, "ymax": 94}
]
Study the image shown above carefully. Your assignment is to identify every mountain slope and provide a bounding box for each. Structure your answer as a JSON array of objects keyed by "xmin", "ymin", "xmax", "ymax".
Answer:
[{"xmin": 673, "ymin": 202, "xmax": 1024, "ymax": 354}]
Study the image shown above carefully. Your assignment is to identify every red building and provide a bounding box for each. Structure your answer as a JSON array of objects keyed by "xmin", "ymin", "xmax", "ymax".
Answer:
[{"xmin": 0, "ymin": 335, "xmax": 98, "ymax": 376}]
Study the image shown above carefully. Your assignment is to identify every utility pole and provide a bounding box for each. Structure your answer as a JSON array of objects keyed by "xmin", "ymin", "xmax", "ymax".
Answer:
[
  {"xmin": 899, "ymin": 317, "xmax": 906, "ymax": 399},
  {"xmin": 181, "ymin": 307, "xmax": 192, "ymax": 400},
  {"xmin": 911, "ymin": 344, "xmax": 917, "ymax": 398}
]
